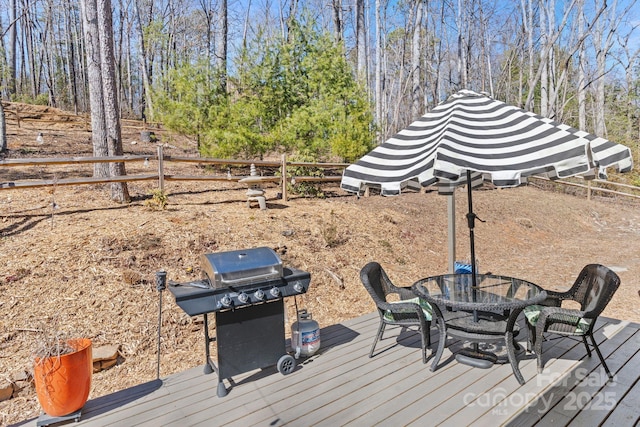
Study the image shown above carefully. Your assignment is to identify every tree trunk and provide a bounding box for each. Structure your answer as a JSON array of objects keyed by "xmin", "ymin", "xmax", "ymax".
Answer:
[
  {"xmin": 125, "ymin": 10, "xmax": 135, "ymax": 114},
  {"xmin": 578, "ymin": 7, "xmax": 587, "ymax": 131},
  {"xmin": 64, "ymin": 0, "xmax": 79, "ymax": 114},
  {"xmin": 23, "ymin": 4, "xmax": 38, "ymax": 99},
  {"xmin": 285, "ymin": 0, "xmax": 298, "ymax": 42},
  {"xmin": 411, "ymin": 0, "xmax": 423, "ymax": 118},
  {"xmin": 620, "ymin": 37, "xmax": 640, "ymax": 141},
  {"xmin": 356, "ymin": 0, "xmax": 367, "ymax": 83},
  {"xmin": 8, "ymin": 0, "xmax": 17, "ymax": 98},
  {"xmin": 97, "ymin": 0, "xmax": 130, "ymax": 202},
  {"xmin": 80, "ymin": 0, "xmax": 109, "ymax": 178},
  {"xmin": 539, "ymin": 2, "xmax": 549, "ymax": 117},
  {"xmin": 375, "ymin": 0, "xmax": 382, "ymax": 143},
  {"xmin": 0, "ymin": 102, "xmax": 7, "ymax": 153},
  {"xmin": 215, "ymin": 0, "xmax": 228, "ymax": 93},
  {"xmin": 434, "ymin": 1, "xmax": 445, "ymax": 103},
  {"xmin": 524, "ymin": 0, "xmax": 534, "ymax": 110},
  {"xmin": 43, "ymin": 0, "xmax": 56, "ymax": 106},
  {"xmin": 332, "ymin": 0, "xmax": 343, "ymax": 43},
  {"xmin": 134, "ymin": 0, "xmax": 154, "ymax": 121},
  {"xmin": 456, "ymin": 0, "xmax": 468, "ymax": 88}
]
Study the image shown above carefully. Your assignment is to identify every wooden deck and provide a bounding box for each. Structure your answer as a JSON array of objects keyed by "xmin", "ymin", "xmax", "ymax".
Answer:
[{"xmin": 13, "ymin": 312, "xmax": 640, "ymax": 427}]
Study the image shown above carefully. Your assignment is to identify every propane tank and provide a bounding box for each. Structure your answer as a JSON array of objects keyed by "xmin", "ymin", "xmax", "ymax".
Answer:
[{"xmin": 291, "ymin": 309, "xmax": 320, "ymax": 358}]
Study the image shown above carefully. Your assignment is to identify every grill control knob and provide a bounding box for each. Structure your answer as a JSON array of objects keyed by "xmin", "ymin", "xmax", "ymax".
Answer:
[
  {"xmin": 293, "ymin": 282, "xmax": 304, "ymax": 293},
  {"xmin": 238, "ymin": 292, "xmax": 249, "ymax": 304},
  {"xmin": 270, "ymin": 287, "xmax": 281, "ymax": 298},
  {"xmin": 220, "ymin": 294, "xmax": 232, "ymax": 308},
  {"xmin": 254, "ymin": 289, "xmax": 265, "ymax": 300}
]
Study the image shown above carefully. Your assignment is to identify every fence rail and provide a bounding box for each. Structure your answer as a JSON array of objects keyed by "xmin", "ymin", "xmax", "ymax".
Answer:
[
  {"xmin": 1, "ymin": 146, "xmax": 639, "ymax": 202},
  {"xmin": 0, "ymin": 146, "xmax": 351, "ymax": 202},
  {"xmin": 529, "ymin": 176, "xmax": 640, "ymax": 201}
]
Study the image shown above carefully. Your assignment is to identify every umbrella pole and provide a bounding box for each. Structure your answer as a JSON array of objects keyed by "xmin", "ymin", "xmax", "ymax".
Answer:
[
  {"xmin": 458, "ymin": 171, "xmax": 499, "ymax": 368},
  {"xmin": 456, "ymin": 173, "xmax": 496, "ymax": 367},
  {"xmin": 447, "ymin": 194, "xmax": 456, "ymax": 273},
  {"xmin": 466, "ymin": 170, "xmax": 479, "ymax": 323}
]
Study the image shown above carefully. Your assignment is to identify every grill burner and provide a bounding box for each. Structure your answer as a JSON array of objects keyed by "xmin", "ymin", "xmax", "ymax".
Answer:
[{"xmin": 168, "ymin": 247, "xmax": 312, "ymax": 397}]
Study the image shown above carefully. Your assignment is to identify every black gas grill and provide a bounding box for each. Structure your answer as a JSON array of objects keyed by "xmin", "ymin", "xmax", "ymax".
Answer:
[{"xmin": 168, "ymin": 247, "xmax": 311, "ymax": 397}]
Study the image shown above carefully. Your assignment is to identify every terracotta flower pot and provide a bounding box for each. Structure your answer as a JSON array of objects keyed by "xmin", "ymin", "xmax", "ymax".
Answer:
[{"xmin": 34, "ymin": 338, "xmax": 92, "ymax": 417}]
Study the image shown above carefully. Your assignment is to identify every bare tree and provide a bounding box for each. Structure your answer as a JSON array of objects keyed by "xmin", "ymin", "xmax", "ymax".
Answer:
[
  {"xmin": 284, "ymin": 0, "xmax": 299, "ymax": 42},
  {"xmin": 524, "ymin": 0, "xmax": 598, "ymax": 116},
  {"xmin": 8, "ymin": 0, "xmax": 17, "ymax": 98},
  {"xmin": 615, "ymin": 29, "xmax": 640, "ymax": 142},
  {"xmin": 411, "ymin": 0, "xmax": 424, "ymax": 118},
  {"xmin": 578, "ymin": 5, "xmax": 587, "ymax": 131},
  {"xmin": 455, "ymin": 0, "xmax": 468, "ymax": 89},
  {"xmin": 198, "ymin": 0, "xmax": 214, "ymax": 66},
  {"xmin": 520, "ymin": 0, "xmax": 534, "ymax": 110},
  {"xmin": 538, "ymin": 0, "xmax": 553, "ymax": 117},
  {"xmin": 63, "ymin": 0, "xmax": 79, "ymax": 113},
  {"xmin": 429, "ymin": 1, "xmax": 446, "ymax": 105},
  {"xmin": 215, "ymin": 0, "xmax": 228, "ymax": 93},
  {"xmin": 356, "ymin": 0, "xmax": 367, "ymax": 83},
  {"xmin": 42, "ymin": 0, "xmax": 56, "ymax": 105},
  {"xmin": 0, "ymin": 102, "xmax": 6, "ymax": 153},
  {"xmin": 332, "ymin": 0, "xmax": 343, "ymax": 43},
  {"xmin": 133, "ymin": 0, "xmax": 153, "ymax": 121},
  {"xmin": 591, "ymin": 0, "xmax": 636, "ymax": 136},
  {"xmin": 374, "ymin": 0, "xmax": 383, "ymax": 142}
]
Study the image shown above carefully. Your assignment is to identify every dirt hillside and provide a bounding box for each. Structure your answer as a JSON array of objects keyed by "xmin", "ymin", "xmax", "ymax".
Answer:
[{"xmin": 1, "ymin": 103, "xmax": 639, "ymax": 425}]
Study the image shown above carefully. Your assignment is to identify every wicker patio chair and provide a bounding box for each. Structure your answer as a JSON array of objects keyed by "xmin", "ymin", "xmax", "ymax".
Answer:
[
  {"xmin": 524, "ymin": 264, "xmax": 621, "ymax": 378},
  {"xmin": 360, "ymin": 262, "xmax": 432, "ymax": 363}
]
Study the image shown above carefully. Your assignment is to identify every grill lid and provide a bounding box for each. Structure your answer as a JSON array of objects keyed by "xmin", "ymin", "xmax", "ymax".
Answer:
[{"xmin": 200, "ymin": 247, "xmax": 283, "ymax": 287}]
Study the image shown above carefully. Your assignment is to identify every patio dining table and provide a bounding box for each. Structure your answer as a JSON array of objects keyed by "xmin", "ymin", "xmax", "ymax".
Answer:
[{"xmin": 412, "ymin": 273, "xmax": 547, "ymax": 385}]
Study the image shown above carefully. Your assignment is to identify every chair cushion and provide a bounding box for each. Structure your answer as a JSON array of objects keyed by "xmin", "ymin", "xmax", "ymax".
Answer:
[
  {"xmin": 384, "ymin": 297, "xmax": 432, "ymax": 322},
  {"xmin": 524, "ymin": 305, "xmax": 592, "ymax": 334}
]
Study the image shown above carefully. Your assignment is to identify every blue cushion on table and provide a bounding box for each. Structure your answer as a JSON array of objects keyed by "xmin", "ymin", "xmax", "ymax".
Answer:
[
  {"xmin": 384, "ymin": 297, "xmax": 432, "ymax": 322},
  {"xmin": 524, "ymin": 305, "xmax": 592, "ymax": 334}
]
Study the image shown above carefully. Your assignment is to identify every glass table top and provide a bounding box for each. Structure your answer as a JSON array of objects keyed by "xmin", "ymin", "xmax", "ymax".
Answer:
[{"xmin": 412, "ymin": 273, "xmax": 546, "ymax": 310}]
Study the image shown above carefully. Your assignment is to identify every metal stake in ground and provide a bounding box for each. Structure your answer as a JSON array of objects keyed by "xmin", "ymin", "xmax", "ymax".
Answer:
[{"xmin": 155, "ymin": 270, "xmax": 167, "ymax": 379}]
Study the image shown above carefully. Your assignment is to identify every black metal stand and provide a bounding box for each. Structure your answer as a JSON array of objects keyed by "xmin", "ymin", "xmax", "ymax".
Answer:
[{"xmin": 36, "ymin": 409, "xmax": 82, "ymax": 426}]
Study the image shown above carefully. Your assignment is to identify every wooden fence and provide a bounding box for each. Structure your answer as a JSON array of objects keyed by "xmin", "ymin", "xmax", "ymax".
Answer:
[
  {"xmin": 529, "ymin": 176, "xmax": 640, "ymax": 201},
  {"xmin": 0, "ymin": 146, "xmax": 348, "ymax": 202},
  {"xmin": 1, "ymin": 145, "xmax": 639, "ymax": 202}
]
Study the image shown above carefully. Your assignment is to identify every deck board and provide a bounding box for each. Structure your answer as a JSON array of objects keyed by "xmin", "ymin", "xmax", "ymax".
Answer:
[
  {"xmin": 508, "ymin": 321, "xmax": 635, "ymax": 426},
  {"xmin": 477, "ymin": 320, "xmax": 636, "ymax": 426},
  {"xmin": 12, "ymin": 312, "xmax": 640, "ymax": 427}
]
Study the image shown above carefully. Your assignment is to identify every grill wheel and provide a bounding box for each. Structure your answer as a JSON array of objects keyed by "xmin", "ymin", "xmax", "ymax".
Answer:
[{"xmin": 277, "ymin": 354, "xmax": 296, "ymax": 375}]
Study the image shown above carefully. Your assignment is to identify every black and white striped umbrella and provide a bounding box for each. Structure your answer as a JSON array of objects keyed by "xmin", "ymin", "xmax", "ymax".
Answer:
[
  {"xmin": 341, "ymin": 90, "xmax": 632, "ymax": 196},
  {"xmin": 341, "ymin": 90, "xmax": 633, "ymax": 276}
]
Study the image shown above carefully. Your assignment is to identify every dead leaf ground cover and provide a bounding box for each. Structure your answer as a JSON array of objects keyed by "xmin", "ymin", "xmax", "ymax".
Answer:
[{"xmin": 1, "ymin": 104, "xmax": 639, "ymax": 424}]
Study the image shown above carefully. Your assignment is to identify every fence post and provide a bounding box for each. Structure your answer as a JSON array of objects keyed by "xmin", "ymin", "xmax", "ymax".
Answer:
[
  {"xmin": 281, "ymin": 154, "xmax": 288, "ymax": 202},
  {"xmin": 157, "ymin": 145, "xmax": 165, "ymax": 192},
  {"xmin": 587, "ymin": 180, "xmax": 591, "ymax": 201}
]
